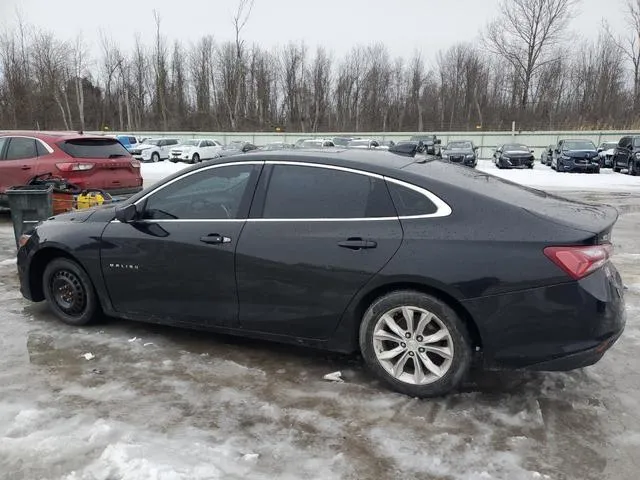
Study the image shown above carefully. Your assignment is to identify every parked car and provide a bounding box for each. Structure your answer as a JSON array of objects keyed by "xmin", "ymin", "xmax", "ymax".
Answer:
[
  {"xmin": 297, "ymin": 139, "xmax": 336, "ymax": 149},
  {"xmin": 130, "ymin": 138, "xmax": 180, "ymax": 162},
  {"xmin": 115, "ymin": 135, "xmax": 143, "ymax": 153},
  {"xmin": 551, "ymin": 139, "xmax": 600, "ymax": 173},
  {"xmin": 379, "ymin": 140, "xmax": 396, "ymax": 149},
  {"xmin": 169, "ymin": 139, "xmax": 223, "ymax": 163},
  {"xmin": 493, "ymin": 143, "xmax": 535, "ymax": 169},
  {"xmin": 409, "ymin": 135, "xmax": 442, "ymax": 155},
  {"xmin": 540, "ymin": 145, "xmax": 554, "ymax": 166},
  {"xmin": 441, "ymin": 140, "xmax": 478, "ymax": 167},
  {"xmin": 17, "ymin": 151, "xmax": 625, "ymax": 398},
  {"xmin": 215, "ymin": 141, "xmax": 258, "ymax": 158},
  {"xmin": 259, "ymin": 142, "xmax": 295, "ymax": 151},
  {"xmin": 0, "ymin": 132, "xmax": 142, "ymax": 206},
  {"xmin": 332, "ymin": 137, "xmax": 355, "ymax": 147},
  {"xmin": 612, "ymin": 136, "xmax": 640, "ymax": 175},
  {"xmin": 597, "ymin": 141, "xmax": 618, "ymax": 168},
  {"xmin": 388, "ymin": 141, "xmax": 421, "ymax": 157},
  {"xmin": 347, "ymin": 139, "xmax": 383, "ymax": 150}
]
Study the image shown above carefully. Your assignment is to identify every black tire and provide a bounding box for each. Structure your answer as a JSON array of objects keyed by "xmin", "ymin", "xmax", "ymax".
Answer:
[
  {"xmin": 528, "ymin": 164, "xmax": 533, "ymax": 169},
  {"xmin": 192, "ymin": 153, "xmax": 200, "ymax": 164},
  {"xmin": 151, "ymin": 152, "xmax": 160, "ymax": 163},
  {"xmin": 359, "ymin": 290, "xmax": 472, "ymax": 398},
  {"xmin": 43, "ymin": 258, "xmax": 99, "ymax": 326},
  {"xmin": 630, "ymin": 161, "xmax": 637, "ymax": 176}
]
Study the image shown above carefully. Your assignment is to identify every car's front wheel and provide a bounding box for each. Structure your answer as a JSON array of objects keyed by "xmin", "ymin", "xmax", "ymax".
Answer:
[
  {"xmin": 43, "ymin": 258, "xmax": 99, "ymax": 326},
  {"xmin": 359, "ymin": 291, "xmax": 472, "ymax": 397},
  {"xmin": 151, "ymin": 152, "xmax": 160, "ymax": 163},
  {"xmin": 192, "ymin": 153, "xmax": 200, "ymax": 163}
]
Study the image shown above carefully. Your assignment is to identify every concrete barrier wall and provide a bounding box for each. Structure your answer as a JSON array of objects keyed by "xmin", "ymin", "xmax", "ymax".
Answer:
[{"xmin": 89, "ymin": 130, "xmax": 640, "ymax": 159}]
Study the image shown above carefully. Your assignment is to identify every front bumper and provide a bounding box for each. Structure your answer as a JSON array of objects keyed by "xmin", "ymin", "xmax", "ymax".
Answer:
[
  {"xmin": 560, "ymin": 159, "xmax": 600, "ymax": 172},
  {"xmin": 498, "ymin": 157, "xmax": 534, "ymax": 168},
  {"xmin": 462, "ymin": 263, "xmax": 626, "ymax": 371}
]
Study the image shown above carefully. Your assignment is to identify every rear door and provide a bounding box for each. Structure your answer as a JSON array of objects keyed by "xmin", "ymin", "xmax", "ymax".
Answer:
[{"xmin": 235, "ymin": 162, "xmax": 403, "ymax": 339}]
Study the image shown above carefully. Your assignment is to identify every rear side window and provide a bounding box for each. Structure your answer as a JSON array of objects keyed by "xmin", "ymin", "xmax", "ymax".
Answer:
[
  {"xmin": 262, "ymin": 165, "xmax": 395, "ymax": 219},
  {"xmin": 5, "ymin": 137, "xmax": 37, "ymax": 160},
  {"xmin": 58, "ymin": 138, "xmax": 131, "ymax": 158},
  {"xmin": 36, "ymin": 141, "xmax": 50, "ymax": 156},
  {"xmin": 388, "ymin": 182, "xmax": 438, "ymax": 216},
  {"xmin": 0, "ymin": 137, "xmax": 7, "ymax": 158}
]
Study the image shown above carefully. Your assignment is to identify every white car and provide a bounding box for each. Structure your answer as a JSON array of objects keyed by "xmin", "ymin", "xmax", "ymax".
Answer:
[
  {"xmin": 170, "ymin": 139, "xmax": 223, "ymax": 163},
  {"xmin": 597, "ymin": 141, "xmax": 618, "ymax": 168},
  {"xmin": 347, "ymin": 139, "xmax": 386, "ymax": 150},
  {"xmin": 131, "ymin": 138, "xmax": 180, "ymax": 162},
  {"xmin": 297, "ymin": 139, "xmax": 336, "ymax": 149}
]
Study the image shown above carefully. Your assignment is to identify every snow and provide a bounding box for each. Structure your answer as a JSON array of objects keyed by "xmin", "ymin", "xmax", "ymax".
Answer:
[{"xmin": 477, "ymin": 160, "xmax": 640, "ymax": 191}]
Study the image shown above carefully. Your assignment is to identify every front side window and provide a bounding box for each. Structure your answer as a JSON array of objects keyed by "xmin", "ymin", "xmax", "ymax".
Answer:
[
  {"xmin": 5, "ymin": 137, "xmax": 37, "ymax": 160},
  {"xmin": 262, "ymin": 165, "xmax": 395, "ymax": 219},
  {"xmin": 142, "ymin": 164, "xmax": 255, "ymax": 220}
]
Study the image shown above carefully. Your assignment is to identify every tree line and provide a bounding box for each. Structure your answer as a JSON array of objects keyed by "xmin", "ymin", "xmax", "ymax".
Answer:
[{"xmin": 1, "ymin": 0, "xmax": 640, "ymax": 133}]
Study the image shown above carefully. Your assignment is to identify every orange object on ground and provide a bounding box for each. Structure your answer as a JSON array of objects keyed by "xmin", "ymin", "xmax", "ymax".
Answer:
[{"xmin": 52, "ymin": 191, "xmax": 75, "ymax": 215}]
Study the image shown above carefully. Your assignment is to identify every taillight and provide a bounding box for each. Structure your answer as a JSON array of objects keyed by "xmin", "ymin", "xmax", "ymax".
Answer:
[
  {"xmin": 130, "ymin": 160, "xmax": 141, "ymax": 168},
  {"xmin": 544, "ymin": 244, "xmax": 613, "ymax": 280},
  {"xmin": 56, "ymin": 162, "xmax": 94, "ymax": 172}
]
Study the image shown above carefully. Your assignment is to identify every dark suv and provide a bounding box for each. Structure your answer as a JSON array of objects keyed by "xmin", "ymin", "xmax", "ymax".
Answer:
[
  {"xmin": 612, "ymin": 136, "xmax": 640, "ymax": 175},
  {"xmin": 409, "ymin": 135, "xmax": 442, "ymax": 156},
  {"xmin": 551, "ymin": 139, "xmax": 600, "ymax": 173}
]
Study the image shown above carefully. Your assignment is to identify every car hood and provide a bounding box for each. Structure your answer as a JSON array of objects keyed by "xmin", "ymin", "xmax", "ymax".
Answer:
[
  {"xmin": 563, "ymin": 149, "xmax": 598, "ymax": 158},
  {"xmin": 46, "ymin": 204, "xmax": 117, "ymax": 223},
  {"xmin": 443, "ymin": 149, "xmax": 474, "ymax": 155},
  {"xmin": 135, "ymin": 143, "xmax": 156, "ymax": 151},
  {"xmin": 502, "ymin": 150, "xmax": 532, "ymax": 156}
]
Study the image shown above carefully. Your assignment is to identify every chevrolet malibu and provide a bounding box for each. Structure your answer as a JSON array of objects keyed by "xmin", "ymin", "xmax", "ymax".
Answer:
[{"xmin": 17, "ymin": 150, "xmax": 625, "ymax": 397}]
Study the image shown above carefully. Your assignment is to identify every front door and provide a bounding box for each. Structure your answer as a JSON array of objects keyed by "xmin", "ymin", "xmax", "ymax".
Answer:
[
  {"xmin": 100, "ymin": 162, "xmax": 262, "ymax": 327},
  {"xmin": 235, "ymin": 163, "xmax": 403, "ymax": 339},
  {"xmin": 0, "ymin": 137, "xmax": 40, "ymax": 194}
]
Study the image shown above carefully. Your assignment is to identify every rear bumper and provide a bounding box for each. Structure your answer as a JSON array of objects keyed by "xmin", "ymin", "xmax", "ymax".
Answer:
[{"xmin": 462, "ymin": 263, "xmax": 626, "ymax": 371}]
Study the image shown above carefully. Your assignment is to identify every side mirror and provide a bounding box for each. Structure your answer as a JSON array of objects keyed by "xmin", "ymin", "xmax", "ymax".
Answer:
[
  {"xmin": 435, "ymin": 139, "xmax": 441, "ymax": 145},
  {"xmin": 115, "ymin": 203, "xmax": 138, "ymax": 223},
  {"xmin": 473, "ymin": 146, "xmax": 479, "ymax": 151}
]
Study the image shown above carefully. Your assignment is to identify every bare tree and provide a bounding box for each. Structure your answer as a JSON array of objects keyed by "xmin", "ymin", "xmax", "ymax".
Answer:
[{"xmin": 483, "ymin": 0, "xmax": 579, "ymax": 112}]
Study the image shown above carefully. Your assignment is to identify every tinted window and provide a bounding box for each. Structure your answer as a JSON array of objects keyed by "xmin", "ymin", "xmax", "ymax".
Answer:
[
  {"xmin": 58, "ymin": 138, "xmax": 130, "ymax": 158},
  {"xmin": 36, "ymin": 141, "xmax": 49, "ymax": 156},
  {"xmin": 128, "ymin": 137, "xmax": 137, "ymax": 144},
  {"xmin": 633, "ymin": 138, "xmax": 640, "ymax": 147},
  {"xmin": 5, "ymin": 137, "xmax": 37, "ymax": 160},
  {"xmin": 262, "ymin": 165, "xmax": 395, "ymax": 219},
  {"xmin": 388, "ymin": 182, "xmax": 437, "ymax": 216},
  {"xmin": 143, "ymin": 164, "xmax": 254, "ymax": 220},
  {"xmin": 0, "ymin": 137, "xmax": 8, "ymax": 158}
]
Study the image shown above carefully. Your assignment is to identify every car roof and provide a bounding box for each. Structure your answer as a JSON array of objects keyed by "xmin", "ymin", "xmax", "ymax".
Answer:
[{"xmin": 0, "ymin": 131, "xmax": 116, "ymax": 142}]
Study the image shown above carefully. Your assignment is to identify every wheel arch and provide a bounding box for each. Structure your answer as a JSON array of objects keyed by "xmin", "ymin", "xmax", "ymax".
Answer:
[
  {"xmin": 28, "ymin": 247, "xmax": 84, "ymax": 301},
  {"xmin": 332, "ymin": 280, "xmax": 484, "ymax": 354}
]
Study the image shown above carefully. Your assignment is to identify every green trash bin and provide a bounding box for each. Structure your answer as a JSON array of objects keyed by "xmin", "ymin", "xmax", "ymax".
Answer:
[{"xmin": 6, "ymin": 184, "xmax": 54, "ymax": 248}]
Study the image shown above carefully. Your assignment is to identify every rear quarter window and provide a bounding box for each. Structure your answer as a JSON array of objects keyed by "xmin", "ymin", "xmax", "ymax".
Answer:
[
  {"xmin": 57, "ymin": 138, "xmax": 131, "ymax": 158},
  {"xmin": 387, "ymin": 181, "xmax": 438, "ymax": 216}
]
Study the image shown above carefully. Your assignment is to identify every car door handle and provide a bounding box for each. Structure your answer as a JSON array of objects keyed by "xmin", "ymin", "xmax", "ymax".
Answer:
[
  {"xmin": 338, "ymin": 238, "xmax": 377, "ymax": 250},
  {"xmin": 200, "ymin": 234, "xmax": 231, "ymax": 245},
  {"xmin": 21, "ymin": 165, "xmax": 31, "ymax": 170}
]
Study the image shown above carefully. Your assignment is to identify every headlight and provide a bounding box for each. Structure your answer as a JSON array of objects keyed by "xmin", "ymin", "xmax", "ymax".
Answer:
[
  {"xmin": 635, "ymin": 152, "xmax": 640, "ymax": 159},
  {"xmin": 466, "ymin": 154, "xmax": 475, "ymax": 159},
  {"xmin": 141, "ymin": 150, "xmax": 151, "ymax": 158},
  {"xmin": 561, "ymin": 154, "xmax": 571, "ymax": 160}
]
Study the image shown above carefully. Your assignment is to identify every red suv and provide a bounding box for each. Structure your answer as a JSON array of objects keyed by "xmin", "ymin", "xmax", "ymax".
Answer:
[{"xmin": 0, "ymin": 132, "xmax": 143, "ymax": 205}]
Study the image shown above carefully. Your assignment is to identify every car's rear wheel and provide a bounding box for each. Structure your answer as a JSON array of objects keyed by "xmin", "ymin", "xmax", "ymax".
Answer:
[
  {"xmin": 151, "ymin": 152, "xmax": 160, "ymax": 163},
  {"xmin": 359, "ymin": 291, "xmax": 472, "ymax": 397},
  {"xmin": 43, "ymin": 258, "xmax": 98, "ymax": 326},
  {"xmin": 192, "ymin": 153, "xmax": 200, "ymax": 164}
]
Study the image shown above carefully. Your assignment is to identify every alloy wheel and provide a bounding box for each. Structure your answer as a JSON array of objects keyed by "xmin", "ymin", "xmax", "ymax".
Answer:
[{"xmin": 373, "ymin": 306, "xmax": 454, "ymax": 385}]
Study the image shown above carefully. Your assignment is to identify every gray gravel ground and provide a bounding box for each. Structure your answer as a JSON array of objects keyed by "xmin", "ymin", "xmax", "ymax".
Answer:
[{"xmin": 0, "ymin": 191, "xmax": 639, "ymax": 480}]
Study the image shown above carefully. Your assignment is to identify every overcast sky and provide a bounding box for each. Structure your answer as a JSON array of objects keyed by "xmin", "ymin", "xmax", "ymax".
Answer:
[{"xmin": 0, "ymin": 0, "xmax": 628, "ymax": 63}]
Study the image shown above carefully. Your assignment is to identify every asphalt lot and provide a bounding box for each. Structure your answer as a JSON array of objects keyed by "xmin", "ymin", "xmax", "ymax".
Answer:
[{"xmin": 0, "ymin": 189, "xmax": 639, "ymax": 480}]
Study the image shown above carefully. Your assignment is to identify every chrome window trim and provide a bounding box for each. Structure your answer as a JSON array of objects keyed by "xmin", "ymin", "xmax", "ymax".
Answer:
[
  {"xmin": 121, "ymin": 159, "xmax": 452, "ymax": 223},
  {"xmin": 0, "ymin": 135, "xmax": 54, "ymax": 154}
]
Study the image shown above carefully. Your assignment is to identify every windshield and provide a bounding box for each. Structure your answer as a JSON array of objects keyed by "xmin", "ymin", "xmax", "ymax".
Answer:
[
  {"xmin": 601, "ymin": 142, "xmax": 617, "ymax": 149},
  {"xmin": 563, "ymin": 140, "xmax": 596, "ymax": 151},
  {"xmin": 332, "ymin": 137, "xmax": 352, "ymax": 146},
  {"xmin": 447, "ymin": 141, "xmax": 472, "ymax": 149},
  {"xmin": 503, "ymin": 144, "xmax": 529, "ymax": 151},
  {"xmin": 145, "ymin": 139, "xmax": 160, "ymax": 146}
]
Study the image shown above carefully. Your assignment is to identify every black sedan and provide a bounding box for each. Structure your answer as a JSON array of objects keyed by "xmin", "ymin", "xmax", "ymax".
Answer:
[
  {"xmin": 441, "ymin": 140, "xmax": 478, "ymax": 167},
  {"xmin": 17, "ymin": 151, "xmax": 625, "ymax": 397},
  {"xmin": 494, "ymin": 143, "xmax": 535, "ymax": 169},
  {"xmin": 552, "ymin": 139, "xmax": 600, "ymax": 173}
]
